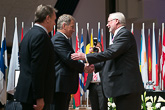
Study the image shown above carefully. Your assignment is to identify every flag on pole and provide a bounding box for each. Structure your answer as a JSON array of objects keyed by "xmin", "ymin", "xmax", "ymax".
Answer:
[
  {"xmin": 148, "ymin": 29, "xmax": 152, "ymax": 81},
  {"xmin": 84, "ymin": 23, "xmax": 90, "ymax": 86},
  {"xmin": 98, "ymin": 22, "xmax": 101, "ymax": 42},
  {"xmin": 162, "ymin": 23, "xmax": 165, "ymax": 89},
  {"xmin": 139, "ymin": 30, "xmax": 142, "ymax": 73},
  {"xmin": 141, "ymin": 23, "xmax": 148, "ymax": 88},
  {"xmin": 21, "ymin": 22, "xmax": 24, "ymax": 41},
  {"xmin": 101, "ymin": 29, "xmax": 104, "ymax": 51},
  {"xmin": 131, "ymin": 23, "xmax": 134, "ymax": 35},
  {"xmin": 152, "ymin": 23, "xmax": 158, "ymax": 86},
  {"xmin": 86, "ymin": 23, "xmax": 90, "ymax": 55},
  {"xmin": 0, "ymin": 17, "xmax": 8, "ymax": 105},
  {"xmin": 73, "ymin": 23, "xmax": 80, "ymax": 108},
  {"xmin": 158, "ymin": 29, "xmax": 162, "ymax": 89},
  {"xmin": 79, "ymin": 28, "xmax": 86, "ymax": 95},
  {"xmin": 90, "ymin": 28, "xmax": 93, "ymax": 48},
  {"xmin": 7, "ymin": 17, "xmax": 19, "ymax": 95},
  {"xmin": 53, "ymin": 25, "xmax": 56, "ymax": 36}
]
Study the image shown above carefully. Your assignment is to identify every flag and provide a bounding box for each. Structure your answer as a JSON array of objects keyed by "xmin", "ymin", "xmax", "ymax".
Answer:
[
  {"xmin": 84, "ymin": 23, "xmax": 90, "ymax": 86},
  {"xmin": 86, "ymin": 23, "xmax": 90, "ymax": 55},
  {"xmin": 101, "ymin": 29, "xmax": 104, "ymax": 51},
  {"xmin": 7, "ymin": 18, "xmax": 19, "ymax": 95},
  {"xmin": 141, "ymin": 23, "xmax": 148, "ymax": 88},
  {"xmin": 158, "ymin": 29, "xmax": 162, "ymax": 89},
  {"xmin": 131, "ymin": 23, "xmax": 134, "ymax": 34},
  {"xmin": 90, "ymin": 29, "xmax": 93, "ymax": 47},
  {"xmin": 152, "ymin": 23, "xmax": 158, "ymax": 86},
  {"xmin": 0, "ymin": 17, "xmax": 8, "ymax": 105},
  {"xmin": 53, "ymin": 25, "xmax": 56, "ymax": 36},
  {"xmin": 162, "ymin": 23, "xmax": 165, "ymax": 89},
  {"xmin": 139, "ymin": 30, "xmax": 142, "ymax": 72},
  {"xmin": 21, "ymin": 22, "xmax": 24, "ymax": 41},
  {"xmin": 79, "ymin": 28, "xmax": 86, "ymax": 96},
  {"xmin": 98, "ymin": 22, "xmax": 101, "ymax": 42},
  {"xmin": 73, "ymin": 23, "xmax": 80, "ymax": 107},
  {"xmin": 148, "ymin": 29, "xmax": 152, "ymax": 81}
]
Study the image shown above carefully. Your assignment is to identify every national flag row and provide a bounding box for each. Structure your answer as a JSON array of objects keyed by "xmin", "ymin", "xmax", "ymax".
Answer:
[
  {"xmin": 73, "ymin": 22, "xmax": 105, "ymax": 108},
  {"xmin": 0, "ymin": 17, "xmax": 20, "ymax": 105},
  {"xmin": 139, "ymin": 23, "xmax": 165, "ymax": 91},
  {"xmin": 1, "ymin": 16, "xmax": 165, "ymax": 107}
]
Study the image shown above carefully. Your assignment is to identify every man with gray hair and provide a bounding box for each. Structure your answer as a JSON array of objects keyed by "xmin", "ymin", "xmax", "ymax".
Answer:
[
  {"xmin": 71, "ymin": 12, "xmax": 144, "ymax": 110},
  {"xmin": 51, "ymin": 14, "xmax": 94, "ymax": 110},
  {"xmin": 14, "ymin": 4, "xmax": 57, "ymax": 110}
]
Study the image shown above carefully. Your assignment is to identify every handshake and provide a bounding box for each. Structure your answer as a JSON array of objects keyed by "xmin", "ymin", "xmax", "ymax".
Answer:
[
  {"xmin": 84, "ymin": 63, "xmax": 95, "ymax": 73},
  {"xmin": 71, "ymin": 52, "xmax": 95, "ymax": 73}
]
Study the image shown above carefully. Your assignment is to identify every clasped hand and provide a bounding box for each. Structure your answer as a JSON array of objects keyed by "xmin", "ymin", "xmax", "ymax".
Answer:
[{"xmin": 84, "ymin": 63, "xmax": 94, "ymax": 73}]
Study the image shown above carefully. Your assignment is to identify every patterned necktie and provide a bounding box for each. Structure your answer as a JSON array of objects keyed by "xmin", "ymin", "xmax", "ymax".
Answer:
[{"xmin": 93, "ymin": 72, "xmax": 97, "ymax": 81}]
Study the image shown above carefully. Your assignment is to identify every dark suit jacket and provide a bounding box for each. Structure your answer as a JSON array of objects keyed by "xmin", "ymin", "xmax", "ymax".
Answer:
[
  {"xmin": 51, "ymin": 32, "xmax": 84, "ymax": 94},
  {"xmin": 86, "ymin": 27, "xmax": 144, "ymax": 98},
  {"xmin": 14, "ymin": 26, "xmax": 55, "ymax": 104}
]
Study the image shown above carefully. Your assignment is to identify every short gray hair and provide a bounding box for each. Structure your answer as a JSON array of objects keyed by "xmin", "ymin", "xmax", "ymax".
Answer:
[
  {"xmin": 109, "ymin": 12, "xmax": 126, "ymax": 26},
  {"xmin": 34, "ymin": 4, "xmax": 57, "ymax": 23},
  {"xmin": 57, "ymin": 14, "xmax": 75, "ymax": 30}
]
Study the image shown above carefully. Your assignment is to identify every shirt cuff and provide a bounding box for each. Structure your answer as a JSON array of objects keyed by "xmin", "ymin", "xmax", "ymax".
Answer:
[{"xmin": 85, "ymin": 54, "xmax": 88, "ymax": 63}]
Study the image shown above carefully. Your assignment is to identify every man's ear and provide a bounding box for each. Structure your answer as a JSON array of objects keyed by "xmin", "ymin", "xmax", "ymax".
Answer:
[
  {"xmin": 115, "ymin": 19, "xmax": 119, "ymax": 25},
  {"xmin": 46, "ymin": 15, "xmax": 50, "ymax": 23},
  {"xmin": 62, "ymin": 22, "xmax": 66, "ymax": 29}
]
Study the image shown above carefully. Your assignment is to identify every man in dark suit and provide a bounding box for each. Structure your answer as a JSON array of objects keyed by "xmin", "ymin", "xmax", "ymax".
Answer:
[
  {"xmin": 71, "ymin": 12, "xmax": 144, "ymax": 110},
  {"xmin": 85, "ymin": 42, "xmax": 108, "ymax": 110},
  {"xmin": 14, "ymin": 5, "xmax": 57, "ymax": 110},
  {"xmin": 51, "ymin": 14, "xmax": 94, "ymax": 110}
]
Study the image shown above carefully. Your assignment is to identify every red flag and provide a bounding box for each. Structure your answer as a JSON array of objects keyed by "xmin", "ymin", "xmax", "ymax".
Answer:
[
  {"xmin": 101, "ymin": 29, "xmax": 104, "ymax": 51},
  {"xmin": 148, "ymin": 29, "xmax": 152, "ymax": 81},
  {"xmin": 21, "ymin": 22, "xmax": 24, "ymax": 41},
  {"xmin": 53, "ymin": 25, "xmax": 56, "ymax": 36},
  {"xmin": 73, "ymin": 23, "xmax": 80, "ymax": 107}
]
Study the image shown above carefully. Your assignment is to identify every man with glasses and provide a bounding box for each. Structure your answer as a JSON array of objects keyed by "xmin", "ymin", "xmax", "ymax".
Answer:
[{"xmin": 71, "ymin": 12, "xmax": 144, "ymax": 110}]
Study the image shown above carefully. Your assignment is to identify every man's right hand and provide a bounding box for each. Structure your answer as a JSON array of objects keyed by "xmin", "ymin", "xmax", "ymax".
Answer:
[
  {"xmin": 84, "ymin": 63, "xmax": 95, "ymax": 73},
  {"xmin": 33, "ymin": 98, "xmax": 44, "ymax": 110}
]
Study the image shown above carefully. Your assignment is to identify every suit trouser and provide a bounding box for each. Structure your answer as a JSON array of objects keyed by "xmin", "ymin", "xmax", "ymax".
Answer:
[
  {"xmin": 88, "ymin": 83, "xmax": 108, "ymax": 110},
  {"xmin": 114, "ymin": 92, "xmax": 141, "ymax": 110},
  {"xmin": 53, "ymin": 92, "xmax": 71, "ymax": 110}
]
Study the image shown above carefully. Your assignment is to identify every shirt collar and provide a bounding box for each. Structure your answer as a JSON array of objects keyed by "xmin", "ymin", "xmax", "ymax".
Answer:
[
  {"xmin": 34, "ymin": 23, "xmax": 48, "ymax": 34},
  {"xmin": 58, "ymin": 31, "xmax": 69, "ymax": 39},
  {"xmin": 113, "ymin": 26, "xmax": 125, "ymax": 38}
]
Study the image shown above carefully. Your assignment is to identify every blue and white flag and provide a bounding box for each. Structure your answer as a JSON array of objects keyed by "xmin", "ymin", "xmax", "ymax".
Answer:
[
  {"xmin": 98, "ymin": 22, "xmax": 101, "ymax": 42},
  {"xmin": 79, "ymin": 28, "xmax": 85, "ymax": 96},
  {"xmin": 0, "ymin": 17, "xmax": 8, "ymax": 104}
]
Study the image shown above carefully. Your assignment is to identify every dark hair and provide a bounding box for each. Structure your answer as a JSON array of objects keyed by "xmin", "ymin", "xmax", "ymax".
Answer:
[{"xmin": 34, "ymin": 4, "xmax": 57, "ymax": 23}]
